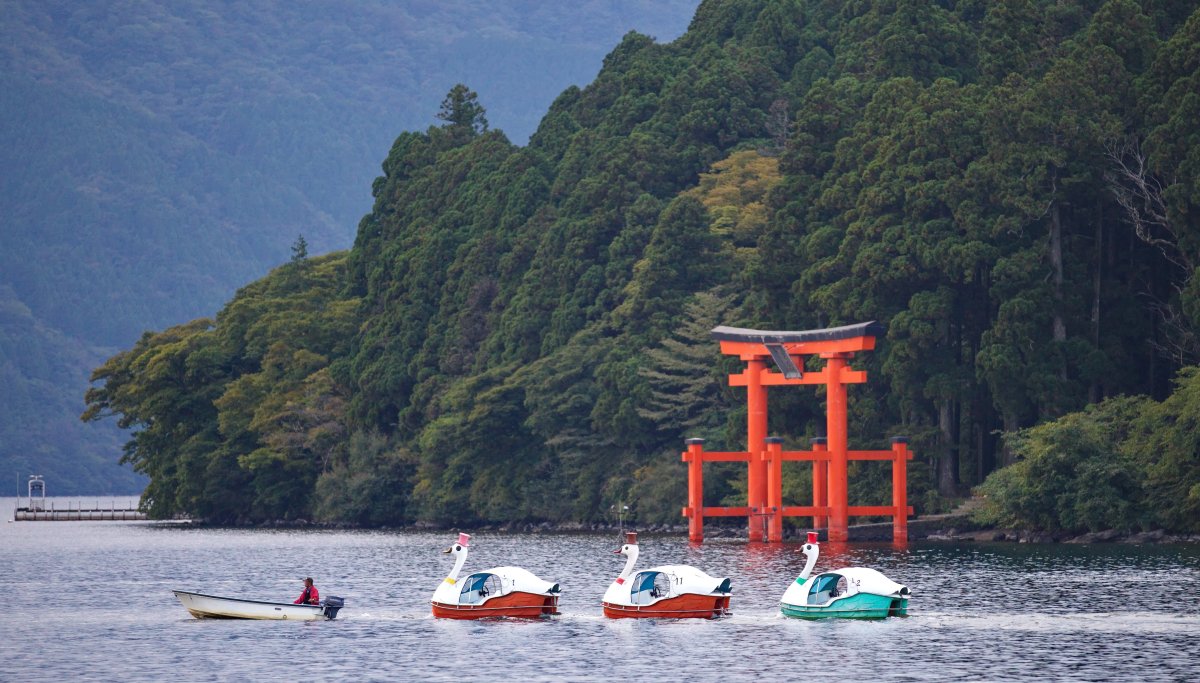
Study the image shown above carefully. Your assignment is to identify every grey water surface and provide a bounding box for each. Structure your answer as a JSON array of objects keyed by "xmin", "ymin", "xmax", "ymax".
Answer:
[{"xmin": 2, "ymin": 502, "xmax": 1197, "ymax": 682}]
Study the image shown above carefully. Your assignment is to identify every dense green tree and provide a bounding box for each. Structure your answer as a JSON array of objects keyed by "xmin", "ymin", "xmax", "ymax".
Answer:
[
  {"xmin": 84, "ymin": 254, "xmax": 357, "ymax": 521},
  {"xmin": 974, "ymin": 396, "xmax": 1150, "ymax": 533},
  {"xmin": 1127, "ymin": 367, "xmax": 1200, "ymax": 532}
]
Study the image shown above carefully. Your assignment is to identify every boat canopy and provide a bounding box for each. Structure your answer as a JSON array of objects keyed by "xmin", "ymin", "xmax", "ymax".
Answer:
[
  {"xmin": 459, "ymin": 572, "xmax": 502, "ymax": 604},
  {"xmin": 807, "ymin": 572, "xmax": 848, "ymax": 605},
  {"xmin": 629, "ymin": 571, "xmax": 671, "ymax": 604}
]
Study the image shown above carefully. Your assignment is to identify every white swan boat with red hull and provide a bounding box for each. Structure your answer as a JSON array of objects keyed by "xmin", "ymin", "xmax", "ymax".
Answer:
[
  {"xmin": 601, "ymin": 532, "xmax": 731, "ymax": 619},
  {"xmin": 172, "ymin": 590, "xmax": 344, "ymax": 620},
  {"xmin": 431, "ymin": 533, "xmax": 561, "ymax": 619}
]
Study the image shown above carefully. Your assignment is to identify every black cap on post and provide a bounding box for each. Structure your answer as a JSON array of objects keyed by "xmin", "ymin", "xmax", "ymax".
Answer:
[
  {"xmin": 685, "ymin": 438, "xmax": 706, "ymax": 446},
  {"xmin": 811, "ymin": 437, "xmax": 827, "ymax": 446},
  {"xmin": 890, "ymin": 436, "xmax": 908, "ymax": 445},
  {"xmin": 764, "ymin": 437, "xmax": 784, "ymax": 445}
]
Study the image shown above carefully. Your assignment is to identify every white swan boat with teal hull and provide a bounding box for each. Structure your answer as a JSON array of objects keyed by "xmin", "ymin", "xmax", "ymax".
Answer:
[{"xmin": 779, "ymin": 533, "xmax": 910, "ymax": 620}]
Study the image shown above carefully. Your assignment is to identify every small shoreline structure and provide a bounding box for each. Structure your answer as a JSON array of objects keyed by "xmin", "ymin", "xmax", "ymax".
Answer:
[
  {"xmin": 11, "ymin": 475, "xmax": 146, "ymax": 521},
  {"xmin": 686, "ymin": 323, "xmax": 912, "ymax": 544}
]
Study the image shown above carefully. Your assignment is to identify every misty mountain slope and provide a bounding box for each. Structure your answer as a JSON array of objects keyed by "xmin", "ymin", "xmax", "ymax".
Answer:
[{"xmin": 0, "ymin": 0, "xmax": 699, "ymax": 493}]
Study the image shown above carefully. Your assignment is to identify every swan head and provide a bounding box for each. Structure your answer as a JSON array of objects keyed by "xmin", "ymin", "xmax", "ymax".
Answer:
[
  {"xmin": 614, "ymin": 531, "xmax": 638, "ymax": 555},
  {"xmin": 801, "ymin": 531, "xmax": 819, "ymax": 556},
  {"xmin": 797, "ymin": 531, "xmax": 820, "ymax": 581},
  {"xmin": 444, "ymin": 532, "xmax": 471, "ymax": 555}
]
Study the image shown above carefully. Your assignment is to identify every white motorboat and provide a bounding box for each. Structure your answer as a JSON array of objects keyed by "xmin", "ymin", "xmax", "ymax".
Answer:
[{"xmin": 172, "ymin": 590, "xmax": 344, "ymax": 620}]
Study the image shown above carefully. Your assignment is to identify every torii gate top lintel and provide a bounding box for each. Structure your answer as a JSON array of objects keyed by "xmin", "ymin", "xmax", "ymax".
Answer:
[
  {"xmin": 711, "ymin": 321, "xmax": 885, "ymax": 345},
  {"xmin": 711, "ymin": 322, "xmax": 885, "ymax": 366}
]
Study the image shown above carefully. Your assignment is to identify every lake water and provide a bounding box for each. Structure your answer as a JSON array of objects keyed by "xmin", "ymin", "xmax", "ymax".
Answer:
[{"xmin": 3, "ymin": 500, "xmax": 1199, "ymax": 682}]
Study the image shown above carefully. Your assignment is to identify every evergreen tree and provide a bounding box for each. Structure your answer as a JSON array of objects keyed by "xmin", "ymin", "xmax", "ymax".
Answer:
[
  {"xmin": 637, "ymin": 289, "xmax": 736, "ymax": 440},
  {"xmin": 436, "ymin": 83, "xmax": 489, "ymax": 134},
  {"xmin": 291, "ymin": 234, "xmax": 308, "ymax": 262}
]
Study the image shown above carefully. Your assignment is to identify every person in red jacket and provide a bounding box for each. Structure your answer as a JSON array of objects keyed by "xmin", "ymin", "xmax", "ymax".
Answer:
[{"xmin": 294, "ymin": 577, "xmax": 320, "ymax": 605}]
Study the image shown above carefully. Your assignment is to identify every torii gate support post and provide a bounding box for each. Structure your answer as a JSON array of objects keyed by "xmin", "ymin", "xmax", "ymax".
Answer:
[
  {"xmin": 891, "ymin": 437, "xmax": 909, "ymax": 541},
  {"xmin": 746, "ymin": 358, "xmax": 768, "ymax": 542},
  {"xmin": 764, "ymin": 437, "xmax": 784, "ymax": 542},
  {"xmin": 824, "ymin": 352, "xmax": 850, "ymax": 542},
  {"xmin": 684, "ymin": 438, "xmax": 706, "ymax": 543},
  {"xmin": 811, "ymin": 437, "xmax": 828, "ymax": 530}
]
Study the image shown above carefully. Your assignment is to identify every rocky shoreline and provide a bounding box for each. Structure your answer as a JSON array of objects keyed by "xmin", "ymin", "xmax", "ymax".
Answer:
[
  {"xmin": 920, "ymin": 527, "xmax": 1200, "ymax": 545},
  {"xmin": 170, "ymin": 515, "xmax": 1200, "ymax": 544}
]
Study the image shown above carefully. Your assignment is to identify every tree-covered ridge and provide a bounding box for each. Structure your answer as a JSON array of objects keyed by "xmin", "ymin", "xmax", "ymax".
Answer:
[
  {"xmin": 83, "ymin": 253, "xmax": 358, "ymax": 521},
  {"xmin": 88, "ymin": 0, "xmax": 1200, "ymax": 530}
]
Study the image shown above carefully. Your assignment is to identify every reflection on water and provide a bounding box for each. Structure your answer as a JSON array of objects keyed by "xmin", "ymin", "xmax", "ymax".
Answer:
[{"xmin": 1, "ymin": 508, "xmax": 1197, "ymax": 682}]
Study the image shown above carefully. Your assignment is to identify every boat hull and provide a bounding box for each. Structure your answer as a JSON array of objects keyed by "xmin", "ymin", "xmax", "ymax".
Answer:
[
  {"xmin": 602, "ymin": 594, "xmax": 731, "ymax": 619},
  {"xmin": 431, "ymin": 591, "xmax": 560, "ymax": 619},
  {"xmin": 780, "ymin": 593, "xmax": 908, "ymax": 620},
  {"xmin": 173, "ymin": 590, "xmax": 331, "ymax": 620}
]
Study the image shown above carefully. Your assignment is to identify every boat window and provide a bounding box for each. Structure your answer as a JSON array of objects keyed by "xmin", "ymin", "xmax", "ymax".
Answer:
[
  {"xmin": 459, "ymin": 573, "xmax": 501, "ymax": 604},
  {"xmin": 807, "ymin": 573, "xmax": 845, "ymax": 605},
  {"xmin": 630, "ymin": 571, "xmax": 671, "ymax": 605}
]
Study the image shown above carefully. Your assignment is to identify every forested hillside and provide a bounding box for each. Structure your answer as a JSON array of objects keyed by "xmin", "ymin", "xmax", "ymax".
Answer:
[
  {"xmin": 87, "ymin": 0, "xmax": 1200, "ymax": 531},
  {"xmin": 1, "ymin": 0, "xmax": 698, "ymax": 493}
]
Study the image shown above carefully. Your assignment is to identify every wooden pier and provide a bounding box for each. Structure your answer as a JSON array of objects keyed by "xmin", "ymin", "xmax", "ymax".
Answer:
[
  {"xmin": 13, "ymin": 499, "xmax": 146, "ymax": 521},
  {"xmin": 14, "ymin": 504, "xmax": 147, "ymax": 521},
  {"xmin": 12, "ymin": 476, "xmax": 145, "ymax": 521}
]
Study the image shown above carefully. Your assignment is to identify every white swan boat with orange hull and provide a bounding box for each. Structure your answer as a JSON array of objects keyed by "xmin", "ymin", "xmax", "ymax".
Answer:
[
  {"xmin": 601, "ymin": 532, "xmax": 731, "ymax": 619},
  {"xmin": 430, "ymin": 533, "xmax": 561, "ymax": 619},
  {"xmin": 172, "ymin": 590, "xmax": 345, "ymax": 620}
]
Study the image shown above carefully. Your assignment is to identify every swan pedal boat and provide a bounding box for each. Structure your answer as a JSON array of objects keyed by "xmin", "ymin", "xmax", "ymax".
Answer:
[
  {"xmin": 602, "ymin": 532, "xmax": 731, "ymax": 619},
  {"xmin": 431, "ymin": 533, "xmax": 561, "ymax": 619},
  {"xmin": 172, "ymin": 590, "xmax": 345, "ymax": 620},
  {"xmin": 779, "ymin": 532, "xmax": 910, "ymax": 619}
]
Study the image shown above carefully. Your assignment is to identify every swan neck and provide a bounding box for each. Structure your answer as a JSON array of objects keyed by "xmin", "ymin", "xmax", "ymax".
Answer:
[
  {"xmin": 799, "ymin": 545, "xmax": 819, "ymax": 580},
  {"xmin": 618, "ymin": 546, "xmax": 639, "ymax": 581},
  {"xmin": 447, "ymin": 548, "xmax": 468, "ymax": 582}
]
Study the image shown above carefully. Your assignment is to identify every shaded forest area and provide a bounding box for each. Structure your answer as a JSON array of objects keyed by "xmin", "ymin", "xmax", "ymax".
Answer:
[{"xmin": 86, "ymin": 0, "xmax": 1200, "ymax": 533}]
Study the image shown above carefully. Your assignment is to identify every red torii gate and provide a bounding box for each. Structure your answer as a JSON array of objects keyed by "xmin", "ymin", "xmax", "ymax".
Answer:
[{"xmin": 681, "ymin": 322, "xmax": 913, "ymax": 543}]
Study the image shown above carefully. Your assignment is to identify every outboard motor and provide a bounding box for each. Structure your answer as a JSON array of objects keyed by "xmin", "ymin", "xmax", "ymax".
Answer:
[{"xmin": 321, "ymin": 596, "xmax": 345, "ymax": 620}]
